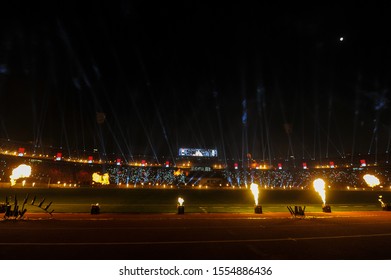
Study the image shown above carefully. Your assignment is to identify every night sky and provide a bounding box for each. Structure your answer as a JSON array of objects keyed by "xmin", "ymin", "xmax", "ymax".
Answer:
[{"xmin": 1, "ymin": 1, "xmax": 391, "ymax": 163}]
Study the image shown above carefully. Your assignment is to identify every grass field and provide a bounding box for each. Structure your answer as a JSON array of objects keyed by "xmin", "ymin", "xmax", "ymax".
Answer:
[{"xmin": 1, "ymin": 187, "xmax": 390, "ymax": 214}]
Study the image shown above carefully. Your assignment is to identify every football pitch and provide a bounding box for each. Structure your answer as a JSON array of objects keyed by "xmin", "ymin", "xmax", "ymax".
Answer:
[{"xmin": 0, "ymin": 187, "xmax": 389, "ymax": 214}]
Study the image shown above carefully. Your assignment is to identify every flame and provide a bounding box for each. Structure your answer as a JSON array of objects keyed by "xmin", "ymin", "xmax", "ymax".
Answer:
[
  {"xmin": 378, "ymin": 195, "xmax": 386, "ymax": 207},
  {"xmin": 363, "ymin": 174, "xmax": 380, "ymax": 187},
  {"xmin": 174, "ymin": 169, "xmax": 183, "ymax": 176},
  {"xmin": 10, "ymin": 164, "xmax": 32, "ymax": 186},
  {"xmin": 250, "ymin": 183, "xmax": 259, "ymax": 205},
  {"xmin": 178, "ymin": 197, "xmax": 184, "ymax": 206},
  {"xmin": 92, "ymin": 172, "xmax": 110, "ymax": 185},
  {"xmin": 313, "ymin": 178, "xmax": 326, "ymax": 204}
]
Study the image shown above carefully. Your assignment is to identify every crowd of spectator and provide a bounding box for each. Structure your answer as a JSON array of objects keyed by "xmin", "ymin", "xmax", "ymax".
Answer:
[
  {"xmin": 106, "ymin": 166, "xmax": 186, "ymax": 186},
  {"xmin": 222, "ymin": 168, "xmax": 389, "ymax": 189},
  {"xmin": 1, "ymin": 153, "xmax": 391, "ymax": 189}
]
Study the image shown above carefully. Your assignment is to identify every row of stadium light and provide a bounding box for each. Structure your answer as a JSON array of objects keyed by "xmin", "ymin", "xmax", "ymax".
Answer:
[{"xmin": 0, "ymin": 147, "xmax": 377, "ymax": 169}]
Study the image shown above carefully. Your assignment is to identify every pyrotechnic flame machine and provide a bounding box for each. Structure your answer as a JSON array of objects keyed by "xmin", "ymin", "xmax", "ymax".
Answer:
[
  {"xmin": 254, "ymin": 205, "xmax": 262, "ymax": 214},
  {"xmin": 322, "ymin": 204, "xmax": 332, "ymax": 213},
  {"xmin": 177, "ymin": 197, "xmax": 185, "ymax": 214},
  {"xmin": 90, "ymin": 203, "xmax": 100, "ymax": 214}
]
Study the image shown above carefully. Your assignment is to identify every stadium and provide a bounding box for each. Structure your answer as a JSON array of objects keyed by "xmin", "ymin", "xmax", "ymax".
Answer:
[
  {"xmin": 2, "ymin": 2, "xmax": 391, "ymax": 262},
  {"xmin": 2, "ymin": 139, "xmax": 391, "ymax": 190}
]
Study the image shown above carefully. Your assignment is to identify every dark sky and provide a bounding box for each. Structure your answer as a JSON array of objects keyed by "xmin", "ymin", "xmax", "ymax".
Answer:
[{"xmin": 1, "ymin": 1, "xmax": 391, "ymax": 163}]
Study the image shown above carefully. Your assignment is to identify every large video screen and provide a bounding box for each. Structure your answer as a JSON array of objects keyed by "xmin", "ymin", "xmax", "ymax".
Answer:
[{"xmin": 179, "ymin": 148, "xmax": 217, "ymax": 157}]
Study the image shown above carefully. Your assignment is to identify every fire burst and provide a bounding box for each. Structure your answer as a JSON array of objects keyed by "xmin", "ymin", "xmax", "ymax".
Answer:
[
  {"xmin": 10, "ymin": 164, "xmax": 32, "ymax": 186},
  {"xmin": 313, "ymin": 178, "xmax": 326, "ymax": 204},
  {"xmin": 363, "ymin": 174, "xmax": 380, "ymax": 187},
  {"xmin": 174, "ymin": 169, "xmax": 183, "ymax": 176},
  {"xmin": 378, "ymin": 195, "xmax": 386, "ymax": 207},
  {"xmin": 178, "ymin": 197, "xmax": 184, "ymax": 206},
  {"xmin": 250, "ymin": 183, "xmax": 260, "ymax": 206},
  {"xmin": 92, "ymin": 172, "xmax": 110, "ymax": 185}
]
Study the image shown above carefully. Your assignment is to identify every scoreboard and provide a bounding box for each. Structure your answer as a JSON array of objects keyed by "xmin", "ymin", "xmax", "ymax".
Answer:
[{"xmin": 179, "ymin": 148, "xmax": 217, "ymax": 158}]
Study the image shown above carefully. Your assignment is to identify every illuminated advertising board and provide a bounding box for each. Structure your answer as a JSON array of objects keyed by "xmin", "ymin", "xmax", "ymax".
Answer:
[{"xmin": 179, "ymin": 148, "xmax": 217, "ymax": 157}]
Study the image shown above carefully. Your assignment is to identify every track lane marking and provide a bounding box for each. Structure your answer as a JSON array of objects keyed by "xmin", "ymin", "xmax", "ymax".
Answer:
[{"xmin": 1, "ymin": 232, "xmax": 391, "ymax": 246}]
